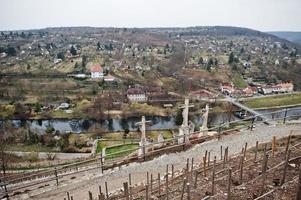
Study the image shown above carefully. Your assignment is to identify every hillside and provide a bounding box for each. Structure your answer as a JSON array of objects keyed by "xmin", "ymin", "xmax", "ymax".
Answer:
[
  {"xmin": 0, "ymin": 26, "xmax": 301, "ymax": 107},
  {"xmin": 269, "ymin": 31, "xmax": 301, "ymax": 45}
]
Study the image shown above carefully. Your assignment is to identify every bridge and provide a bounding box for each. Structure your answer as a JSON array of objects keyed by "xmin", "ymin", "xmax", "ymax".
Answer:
[{"xmin": 224, "ymin": 96, "xmax": 271, "ymax": 125}]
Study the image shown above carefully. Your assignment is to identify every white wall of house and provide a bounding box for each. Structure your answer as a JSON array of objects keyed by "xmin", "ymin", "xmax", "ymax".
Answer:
[
  {"xmin": 127, "ymin": 94, "xmax": 147, "ymax": 102},
  {"xmin": 262, "ymin": 87, "xmax": 274, "ymax": 94},
  {"xmin": 91, "ymin": 71, "xmax": 104, "ymax": 78}
]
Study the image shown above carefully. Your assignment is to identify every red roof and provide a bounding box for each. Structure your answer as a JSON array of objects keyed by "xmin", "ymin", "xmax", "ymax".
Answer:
[
  {"xmin": 90, "ymin": 64, "xmax": 103, "ymax": 72},
  {"xmin": 127, "ymin": 87, "xmax": 145, "ymax": 95},
  {"xmin": 190, "ymin": 89, "xmax": 213, "ymax": 97},
  {"xmin": 243, "ymin": 87, "xmax": 257, "ymax": 94},
  {"xmin": 276, "ymin": 82, "xmax": 294, "ymax": 89}
]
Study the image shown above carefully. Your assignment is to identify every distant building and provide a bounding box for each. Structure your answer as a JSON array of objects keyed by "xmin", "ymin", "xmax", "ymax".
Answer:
[
  {"xmin": 54, "ymin": 58, "xmax": 62, "ymax": 64},
  {"xmin": 242, "ymin": 86, "xmax": 257, "ymax": 97},
  {"xmin": 57, "ymin": 103, "xmax": 70, "ymax": 110},
  {"xmin": 0, "ymin": 52, "xmax": 7, "ymax": 59},
  {"xmin": 276, "ymin": 82, "xmax": 294, "ymax": 93},
  {"xmin": 220, "ymin": 83, "xmax": 235, "ymax": 95},
  {"xmin": 243, "ymin": 62, "xmax": 252, "ymax": 69},
  {"xmin": 258, "ymin": 85, "xmax": 279, "ymax": 95},
  {"xmin": 67, "ymin": 74, "xmax": 87, "ymax": 79},
  {"xmin": 127, "ymin": 87, "xmax": 147, "ymax": 102},
  {"xmin": 104, "ymin": 75, "xmax": 116, "ymax": 82},
  {"xmin": 90, "ymin": 64, "xmax": 104, "ymax": 79},
  {"xmin": 74, "ymin": 74, "xmax": 86, "ymax": 79},
  {"xmin": 258, "ymin": 82, "xmax": 293, "ymax": 95},
  {"xmin": 189, "ymin": 89, "xmax": 215, "ymax": 101}
]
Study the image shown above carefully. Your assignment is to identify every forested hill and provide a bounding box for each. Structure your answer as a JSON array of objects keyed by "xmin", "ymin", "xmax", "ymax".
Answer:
[{"xmin": 268, "ymin": 31, "xmax": 301, "ymax": 45}]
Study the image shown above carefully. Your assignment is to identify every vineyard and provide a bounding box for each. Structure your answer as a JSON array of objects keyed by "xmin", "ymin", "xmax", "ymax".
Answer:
[{"xmin": 60, "ymin": 135, "xmax": 301, "ymax": 200}]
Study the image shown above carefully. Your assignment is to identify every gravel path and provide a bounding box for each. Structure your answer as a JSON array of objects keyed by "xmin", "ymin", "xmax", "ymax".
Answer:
[{"xmin": 15, "ymin": 123, "xmax": 301, "ymax": 200}]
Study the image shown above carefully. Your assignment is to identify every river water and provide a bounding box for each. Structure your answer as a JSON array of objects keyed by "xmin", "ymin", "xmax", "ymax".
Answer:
[{"xmin": 1, "ymin": 106, "xmax": 301, "ymax": 134}]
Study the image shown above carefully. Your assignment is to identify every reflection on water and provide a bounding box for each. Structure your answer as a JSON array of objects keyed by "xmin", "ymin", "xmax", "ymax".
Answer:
[{"xmin": 1, "ymin": 106, "xmax": 300, "ymax": 133}]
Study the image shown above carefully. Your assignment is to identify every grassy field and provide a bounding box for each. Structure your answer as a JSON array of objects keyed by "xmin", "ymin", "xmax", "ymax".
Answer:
[
  {"xmin": 105, "ymin": 143, "xmax": 139, "ymax": 159},
  {"xmin": 95, "ymin": 130, "xmax": 173, "ymax": 157},
  {"xmin": 233, "ymin": 73, "xmax": 248, "ymax": 89},
  {"xmin": 242, "ymin": 93, "xmax": 301, "ymax": 109}
]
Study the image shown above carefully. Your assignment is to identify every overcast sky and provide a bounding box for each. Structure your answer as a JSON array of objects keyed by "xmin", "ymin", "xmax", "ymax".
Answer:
[{"xmin": 1, "ymin": 0, "xmax": 301, "ymax": 31}]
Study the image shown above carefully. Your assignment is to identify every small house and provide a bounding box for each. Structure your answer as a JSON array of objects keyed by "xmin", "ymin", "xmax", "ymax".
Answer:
[
  {"xmin": 243, "ymin": 62, "xmax": 252, "ymax": 69},
  {"xmin": 104, "ymin": 75, "xmax": 116, "ymax": 82},
  {"xmin": 220, "ymin": 83, "xmax": 235, "ymax": 95},
  {"xmin": 127, "ymin": 87, "xmax": 147, "ymax": 102},
  {"xmin": 243, "ymin": 87, "xmax": 257, "ymax": 97},
  {"xmin": 0, "ymin": 52, "xmax": 7, "ymax": 59},
  {"xmin": 276, "ymin": 82, "xmax": 294, "ymax": 93},
  {"xmin": 189, "ymin": 89, "xmax": 214, "ymax": 101},
  {"xmin": 57, "ymin": 103, "xmax": 70, "ymax": 110},
  {"xmin": 258, "ymin": 85, "xmax": 280, "ymax": 95},
  {"xmin": 90, "ymin": 64, "xmax": 104, "ymax": 79}
]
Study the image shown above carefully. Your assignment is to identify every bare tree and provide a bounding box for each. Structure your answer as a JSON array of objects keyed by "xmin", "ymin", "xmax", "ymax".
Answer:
[
  {"xmin": 0, "ymin": 137, "xmax": 11, "ymax": 199},
  {"xmin": 225, "ymin": 103, "xmax": 235, "ymax": 123}
]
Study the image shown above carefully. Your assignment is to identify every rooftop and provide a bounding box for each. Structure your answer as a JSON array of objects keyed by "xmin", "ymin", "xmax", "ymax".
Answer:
[{"xmin": 90, "ymin": 64, "xmax": 103, "ymax": 73}]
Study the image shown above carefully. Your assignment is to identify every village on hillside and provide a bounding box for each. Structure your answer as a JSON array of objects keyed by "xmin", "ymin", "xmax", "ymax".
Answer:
[{"xmin": 1, "ymin": 26, "xmax": 301, "ymax": 200}]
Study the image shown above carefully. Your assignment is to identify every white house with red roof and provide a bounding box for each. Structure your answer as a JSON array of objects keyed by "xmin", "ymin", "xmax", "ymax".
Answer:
[
  {"xmin": 90, "ymin": 64, "xmax": 104, "ymax": 79},
  {"xmin": 220, "ymin": 82, "xmax": 235, "ymax": 95},
  {"xmin": 243, "ymin": 86, "xmax": 257, "ymax": 97},
  {"xmin": 258, "ymin": 82, "xmax": 293, "ymax": 95},
  {"xmin": 276, "ymin": 82, "xmax": 294, "ymax": 93}
]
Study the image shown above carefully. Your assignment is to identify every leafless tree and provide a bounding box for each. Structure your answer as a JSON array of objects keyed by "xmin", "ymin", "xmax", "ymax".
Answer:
[
  {"xmin": 0, "ymin": 136, "xmax": 12, "ymax": 199},
  {"xmin": 225, "ymin": 102, "xmax": 235, "ymax": 123}
]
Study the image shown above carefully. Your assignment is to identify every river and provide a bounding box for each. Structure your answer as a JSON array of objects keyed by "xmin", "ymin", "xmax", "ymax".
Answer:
[{"xmin": 1, "ymin": 106, "xmax": 301, "ymax": 134}]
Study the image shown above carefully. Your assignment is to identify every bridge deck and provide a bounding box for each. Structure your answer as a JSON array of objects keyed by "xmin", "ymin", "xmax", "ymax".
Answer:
[{"xmin": 227, "ymin": 98, "xmax": 271, "ymax": 124}]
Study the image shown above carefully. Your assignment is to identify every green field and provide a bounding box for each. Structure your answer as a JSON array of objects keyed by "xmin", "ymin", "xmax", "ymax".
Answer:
[
  {"xmin": 233, "ymin": 73, "xmax": 248, "ymax": 89},
  {"xmin": 96, "ymin": 141, "xmax": 139, "ymax": 159},
  {"xmin": 105, "ymin": 143, "xmax": 139, "ymax": 159},
  {"xmin": 242, "ymin": 93, "xmax": 301, "ymax": 109}
]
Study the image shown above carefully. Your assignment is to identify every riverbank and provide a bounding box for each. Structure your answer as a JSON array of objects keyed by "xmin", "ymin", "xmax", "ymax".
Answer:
[{"xmin": 241, "ymin": 92, "xmax": 301, "ymax": 109}]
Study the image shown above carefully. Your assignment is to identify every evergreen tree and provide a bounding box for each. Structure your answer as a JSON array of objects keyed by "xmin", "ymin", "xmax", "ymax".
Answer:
[
  {"xmin": 198, "ymin": 57, "xmax": 203, "ymax": 64},
  {"xmin": 70, "ymin": 45, "xmax": 77, "ymax": 56},
  {"xmin": 109, "ymin": 43, "xmax": 113, "ymax": 51},
  {"xmin": 34, "ymin": 102, "xmax": 41, "ymax": 113},
  {"xmin": 214, "ymin": 58, "xmax": 218, "ymax": 66},
  {"xmin": 6, "ymin": 46, "xmax": 17, "ymax": 56},
  {"xmin": 57, "ymin": 52, "xmax": 65, "ymax": 60},
  {"xmin": 207, "ymin": 58, "xmax": 213, "ymax": 71},
  {"xmin": 240, "ymin": 47, "xmax": 244, "ymax": 54},
  {"xmin": 175, "ymin": 109, "xmax": 183, "ymax": 126},
  {"xmin": 82, "ymin": 55, "xmax": 87, "ymax": 68},
  {"xmin": 0, "ymin": 46, "xmax": 5, "ymax": 53},
  {"xmin": 21, "ymin": 32, "xmax": 26, "ymax": 38},
  {"xmin": 228, "ymin": 52, "xmax": 234, "ymax": 64}
]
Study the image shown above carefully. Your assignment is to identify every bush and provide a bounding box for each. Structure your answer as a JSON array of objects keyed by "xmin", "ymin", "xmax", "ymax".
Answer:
[
  {"xmin": 25, "ymin": 152, "xmax": 39, "ymax": 162},
  {"xmin": 34, "ymin": 102, "xmax": 41, "ymax": 113},
  {"xmin": 45, "ymin": 127, "xmax": 55, "ymax": 134},
  {"xmin": 63, "ymin": 145, "xmax": 78, "ymax": 153},
  {"xmin": 46, "ymin": 153, "xmax": 56, "ymax": 160}
]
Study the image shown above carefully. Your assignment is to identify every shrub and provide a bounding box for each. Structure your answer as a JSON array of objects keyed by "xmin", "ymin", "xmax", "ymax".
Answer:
[
  {"xmin": 45, "ymin": 127, "xmax": 55, "ymax": 134},
  {"xmin": 25, "ymin": 152, "xmax": 39, "ymax": 162},
  {"xmin": 46, "ymin": 152, "xmax": 56, "ymax": 160},
  {"xmin": 63, "ymin": 145, "xmax": 78, "ymax": 153}
]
